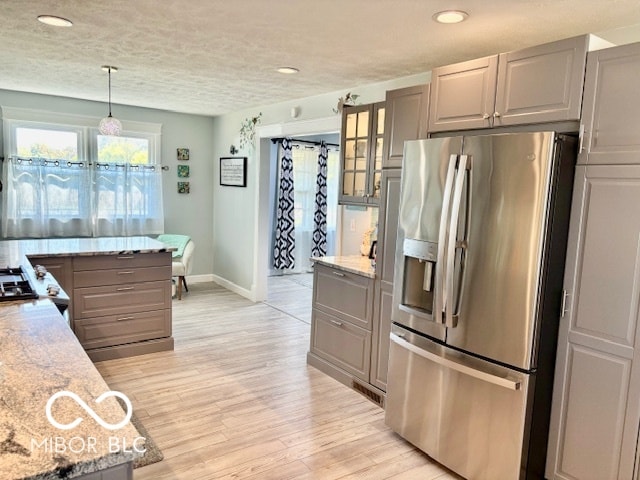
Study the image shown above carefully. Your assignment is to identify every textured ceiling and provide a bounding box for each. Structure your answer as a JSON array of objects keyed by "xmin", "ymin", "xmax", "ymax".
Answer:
[{"xmin": 1, "ymin": 0, "xmax": 639, "ymax": 116}]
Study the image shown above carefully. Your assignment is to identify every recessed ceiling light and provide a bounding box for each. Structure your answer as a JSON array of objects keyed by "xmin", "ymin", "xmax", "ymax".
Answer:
[
  {"xmin": 37, "ymin": 15, "xmax": 73, "ymax": 27},
  {"xmin": 433, "ymin": 10, "xmax": 469, "ymax": 24},
  {"xmin": 277, "ymin": 67, "xmax": 299, "ymax": 74}
]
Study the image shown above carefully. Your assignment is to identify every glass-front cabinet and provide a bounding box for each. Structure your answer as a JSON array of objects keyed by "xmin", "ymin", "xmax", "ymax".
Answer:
[{"xmin": 339, "ymin": 102, "xmax": 385, "ymax": 205}]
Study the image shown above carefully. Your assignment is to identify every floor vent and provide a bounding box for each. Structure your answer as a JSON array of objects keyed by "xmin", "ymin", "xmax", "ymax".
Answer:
[{"xmin": 352, "ymin": 380, "xmax": 384, "ymax": 408}]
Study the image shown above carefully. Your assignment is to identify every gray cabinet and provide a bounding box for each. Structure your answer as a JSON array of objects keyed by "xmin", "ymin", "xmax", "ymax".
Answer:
[
  {"xmin": 429, "ymin": 55, "xmax": 498, "ymax": 132},
  {"xmin": 429, "ymin": 36, "xmax": 588, "ymax": 132},
  {"xmin": 546, "ymin": 165, "xmax": 640, "ymax": 480},
  {"xmin": 308, "ymin": 264, "xmax": 374, "ymax": 382},
  {"xmin": 546, "ymin": 43, "xmax": 640, "ymax": 480},
  {"xmin": 339, "ymin": 102, "xmax": 385, "ymax": 205},
  {"xmin": 370, "ymin": 169, "xmax": 402, "ymax": 391},
  {"xmin": 579, "ymin": 42, "xmax": 640, "ymax": 165},
  {"xmin": 382, "ymin": 84, "xmax": 430, "ymax": 168},
  {"xmin": 73, "ymin": 252, "xmax": 174, "ymax": 361}
]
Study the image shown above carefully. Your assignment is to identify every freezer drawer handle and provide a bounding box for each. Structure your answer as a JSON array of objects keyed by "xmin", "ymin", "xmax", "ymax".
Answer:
[
  {"xmin": 332, "ymin": 271, "xmax": 345, "ymax": 277},
  {"xmin": 390, "ymin": 333, "xmax": 521, "ymax": 391}
]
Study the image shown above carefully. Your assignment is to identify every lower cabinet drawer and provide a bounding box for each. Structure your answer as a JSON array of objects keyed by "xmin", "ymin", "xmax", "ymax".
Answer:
[
  {"xmin": 74, "ymin": 265, "xmax": 171, "ymax": 288},
  {"xmin": 311, "ymin": 309, "xmax": 371, "ymax": 380},
  {"xmin": 74, "ymin": 280, "xmax": 170, "ymax": 318},
  {"xmin": 75, "ymin": 309, "xmax": 171, "ymax": 350},
  {"xmin": 314, "ymin": 265, "xmax": 373, "ymax": 329}
]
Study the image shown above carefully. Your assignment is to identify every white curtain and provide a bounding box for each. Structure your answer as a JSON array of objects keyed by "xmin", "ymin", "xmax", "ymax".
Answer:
[
  {"xmin": 2, "ymin": 159, "xmax": 92, "ymax": 238},
  {"xmin": 93, "ymin": 163, "xmax": 164, "ymax": 237},
  {"xmin": 2, "ymin": 158, "xmax": 164, "ymax": 238},
  {"xmin": 276, "ymin": 143, "xmax": 338, "ymax": 274}
]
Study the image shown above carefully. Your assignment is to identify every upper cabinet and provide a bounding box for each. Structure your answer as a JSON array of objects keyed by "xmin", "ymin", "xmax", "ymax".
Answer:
[
  {"xmin": 382, "ymin": 84, "xmax": 430, "ymax": 168},
  {"xmin": 339, "ymin": 102, "xmax": 385, "ymax": 205},
  {"xmin": 579, "ymin": 42, "xmax": 640, "ymax": 165},
  {"xmin": 428, "ymin": 36, "xmax": 588, "ymax": 133}
]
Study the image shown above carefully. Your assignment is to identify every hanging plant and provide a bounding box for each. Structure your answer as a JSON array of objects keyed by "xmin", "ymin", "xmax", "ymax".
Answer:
[{"xmin": 239, "ymin": 112, "xmax": 262, "ymax": 149}]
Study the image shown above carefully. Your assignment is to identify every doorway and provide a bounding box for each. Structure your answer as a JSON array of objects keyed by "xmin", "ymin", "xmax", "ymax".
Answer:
[{"xmin": 253, "ymin": 116, "xmax": 341, "ymax": 306}]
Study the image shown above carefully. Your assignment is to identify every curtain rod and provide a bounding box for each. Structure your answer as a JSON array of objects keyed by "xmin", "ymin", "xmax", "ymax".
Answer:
[
  {"xmin": 271, "ymin": 137, "xmax": 339, "ymax": 148},
  {"xmin": 2, "ymin": 156, "xmax": 169, "ymax": 170}
]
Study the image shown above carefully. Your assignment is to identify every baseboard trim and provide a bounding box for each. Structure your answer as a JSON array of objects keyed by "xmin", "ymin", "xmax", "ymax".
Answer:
[
  {"xmin": 185, "ymin": 273, "xmax": 215, "ymax": 284},
  {"xmin": 210, "ymin": 274, "xmax": 255, "ymax": 301}
]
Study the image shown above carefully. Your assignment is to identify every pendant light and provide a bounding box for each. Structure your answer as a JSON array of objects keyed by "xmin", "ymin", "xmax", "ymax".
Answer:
[{"xmin": 99, "ymin": 65, "xmax": 122, "ymax": 136}]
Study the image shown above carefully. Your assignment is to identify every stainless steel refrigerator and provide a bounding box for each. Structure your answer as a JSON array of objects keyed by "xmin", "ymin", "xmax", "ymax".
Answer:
[{"xmin": 385, "ymin": 132, "xmax": 577, "ymax": 480}]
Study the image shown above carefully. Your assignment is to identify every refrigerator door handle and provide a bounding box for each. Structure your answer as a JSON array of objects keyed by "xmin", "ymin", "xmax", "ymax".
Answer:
[
  {"xmin": 390, "ymin": 333, "xmax": 521, "ymax": 390},
  {"xmin": 434, "ymin": 154, "xmax": 458, "ymax": 324},
  {"xmin": 445, "ymin": 154, "xmax": 468, "ymax": 328}
]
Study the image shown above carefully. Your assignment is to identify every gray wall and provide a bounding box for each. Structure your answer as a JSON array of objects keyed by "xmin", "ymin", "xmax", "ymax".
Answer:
[{"xmin": 0, "ymin": 89, "xmax": 215, "ymax": 277}]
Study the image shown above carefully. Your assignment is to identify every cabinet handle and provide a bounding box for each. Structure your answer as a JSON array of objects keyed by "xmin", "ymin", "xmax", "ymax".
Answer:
[
  {"xmin": 116, "ymin": 286, "xmax": 135, "ymax": 291},
  {"xmin": 482, "ymin": 113, "xmax": 490, "ymax": 120},
  {"xmin": 117, "ymin": 316, "xmax": 135, "ymax": 322},
  {"xmin": 493, "ymin": 112, "xmax": 501, "ymax": 118},
  {"xmin": 332, "ymin": 271, "xmax": 345, "ymax": 277},
  {"xmin": 330, "ymin": 319, "xmax": 343, "ymax": 327},
  {"xmin": 117, "ymin": 255, "xmax": 134, "ymax": 260},
  {"xmin": 117, "ymin": 271, "xmax": 135, "ymax": 275}
]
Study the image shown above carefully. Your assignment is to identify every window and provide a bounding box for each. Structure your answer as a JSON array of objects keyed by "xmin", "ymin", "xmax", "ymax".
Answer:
[{"xmin": 2, "ymin": 108, "xmax": 163, "ymax": 238}]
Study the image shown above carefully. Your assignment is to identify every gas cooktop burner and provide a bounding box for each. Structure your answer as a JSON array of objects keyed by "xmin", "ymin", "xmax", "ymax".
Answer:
[{"xmin": 0, "ymin": 266, "xmax": 38, "ymax": 301}]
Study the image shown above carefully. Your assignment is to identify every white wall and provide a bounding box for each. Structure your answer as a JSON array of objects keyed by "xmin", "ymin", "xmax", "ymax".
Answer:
[
  {"xmin": 211, "ymin": 72, "xmax": 430, "ymax": 300},
  {"xmin": 0, "ymin": 89, "xmax": 216, "ymax": 277}
]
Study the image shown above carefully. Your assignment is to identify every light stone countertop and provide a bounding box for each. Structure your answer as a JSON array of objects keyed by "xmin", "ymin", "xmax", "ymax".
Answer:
[
  {"xmin": 311, "ymin": 255, "xmax": 376, "ymax": 278},
  {"xmin": 0, "ymin": 300, "xmax": 142, "ymax": 479},
  {"xmin": 0, "ymin": 237, "xmax": 171, "ymax": 479},
  {"xmin": 0, "ymin": 236, "xmax": 173, "ymax": 307}
]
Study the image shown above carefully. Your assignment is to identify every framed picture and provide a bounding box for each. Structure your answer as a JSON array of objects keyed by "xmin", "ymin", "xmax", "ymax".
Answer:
[
  {"xmin": 177, "ymin": 165, "xmax": 190, "ymax": 178},
  {"xmin": 220, "ymin": 157, "xmax": 247, "ymax": 187},
  {"xmin": 177, "ymin": 181, "xmax": 190, "ymax": 194},
  {"xmin": 177, "ymin": 148, "xmax": 190, "ymax": 161}
]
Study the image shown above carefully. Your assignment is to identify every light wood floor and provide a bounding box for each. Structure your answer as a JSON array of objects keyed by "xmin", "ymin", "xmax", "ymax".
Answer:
[{"xmin": 96, "ymin": 281, "xmax": 459, "ymax": 479}]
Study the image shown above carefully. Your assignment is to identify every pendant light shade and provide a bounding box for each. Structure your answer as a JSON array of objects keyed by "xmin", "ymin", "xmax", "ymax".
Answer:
[{"xmin": 99, "ymin": 66, "xmax": 122, "ymax": 136}]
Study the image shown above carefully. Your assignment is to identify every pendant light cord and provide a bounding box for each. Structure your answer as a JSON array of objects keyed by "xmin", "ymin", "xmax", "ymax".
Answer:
[{"xmin": 107, "ymin": 67, "xmax": 113, "ymax": 117}]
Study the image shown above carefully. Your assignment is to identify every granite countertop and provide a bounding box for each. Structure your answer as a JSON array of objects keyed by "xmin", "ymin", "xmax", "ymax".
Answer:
[
  {"xmin": 311, "ymin": 255, "xmax": 376, "ymax": 278},
  {"xmin": 0, "ymin": 237, "xmax": 171, "ymax": 307},
  {"xmin": 6, "ymin": 236, "xmax": 174, "ymax": 261},
  {"xmin": 0, "ymin": 300, "xmax": 141, "ymax": 479},
  {"xmin": 0, "ymin": 237, "xmax": 169, "ymax": 479}
]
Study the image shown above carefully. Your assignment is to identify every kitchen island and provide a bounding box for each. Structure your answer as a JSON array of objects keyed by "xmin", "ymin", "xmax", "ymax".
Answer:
[
  {"xmin": 0, "ymin": 237, "xmax": 175, "ymax": 361},
  {"xmin": 0, "ymin": 237, "xmax": 171, "ymax": 479}
]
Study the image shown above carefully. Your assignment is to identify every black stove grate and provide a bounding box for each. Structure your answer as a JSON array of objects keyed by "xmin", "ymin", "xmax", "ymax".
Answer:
[{"xmin": 0, "ymin": 267, "xmax": 38, "ymax": 301}]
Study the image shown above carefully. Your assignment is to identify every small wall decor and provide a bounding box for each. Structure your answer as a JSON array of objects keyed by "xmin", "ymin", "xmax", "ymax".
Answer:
[
  {"xmin": 177, "ymin": 164, "xmax": 190, "ymax": 178},
  {"xmin": 239, "ymin": 112, "xmax": 262, "ymax": 149},
  {"xmin": 177, "ymin": 181, "xmax": 190, "ymax": 193},
  {"xmin": 220, "ymin": 156, "xmax": 247, "ymax": 187},
  {"xmin": 333, "ymin": 92, "xmax": 360, "ymax": 114},
  {"xmin": 177, "ymin": 148, "xmax": 190, "ymax": 160}
]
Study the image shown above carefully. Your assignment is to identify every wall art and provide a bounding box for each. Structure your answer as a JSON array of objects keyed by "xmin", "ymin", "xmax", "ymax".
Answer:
[
  {"xmin": 177, "ymin": 181, "xmax": 190, "ymax": 194},
  {"xmin": 177, "ymin": 148, "xmax": 190, "ymax": 160},
  {"xmin": 177, "ymin": 164, "xmax": 190, "ymax": 178},
  {"xmin": 220, "ymin": 157, "xmax": 247, "ymax": 187}
]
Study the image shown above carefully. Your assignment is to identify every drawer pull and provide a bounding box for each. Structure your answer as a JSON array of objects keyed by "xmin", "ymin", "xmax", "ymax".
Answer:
[
  {"xmin": 116, "ymin": 286, "xmax": 135, "ymax": 291},
  {"xmin": 117, "ymin": 271, "xmax": 135, "ymax": 275},
  {"xmin": 117, "ymin": 255, "xmax": 135, "ymax": 260},
  {"xmin": 332, "ymin": 271, "xmax": 345, "ymax": 277},
  {"xmin": 330, "ymin": 319, "xmax": 343, "ymax": 327},
  {"xmin": 117, "ymin": 316, "xmax": 135, "ymax": 322}
]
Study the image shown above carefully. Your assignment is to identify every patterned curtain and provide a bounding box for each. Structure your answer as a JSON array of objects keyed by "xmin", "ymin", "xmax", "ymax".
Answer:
[
  {"xmin": 311, "ymin": 141, "xmax": 328, "ymax": 257},
  {"xmin": 273, "ymin": 138, "xmax": 296, "ymax": 269}
]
